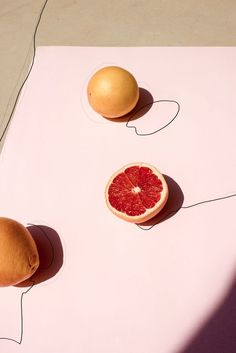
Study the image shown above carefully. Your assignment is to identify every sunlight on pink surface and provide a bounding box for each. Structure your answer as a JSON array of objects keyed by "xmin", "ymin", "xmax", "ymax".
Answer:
[{"xmin": 0, "ymin": 47, "xmax": 235, "ymax": 353}]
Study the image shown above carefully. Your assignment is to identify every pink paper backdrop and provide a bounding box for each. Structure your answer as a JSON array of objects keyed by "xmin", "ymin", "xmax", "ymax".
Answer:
[{"xmin": 0, "ymin": 47, "xmax": 235, "ymax": 353}]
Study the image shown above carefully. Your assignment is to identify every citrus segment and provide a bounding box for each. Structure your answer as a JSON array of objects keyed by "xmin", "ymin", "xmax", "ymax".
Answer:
[{"xmin": 105, "ymin": 163, "xmax": 169, "ymax": 223}]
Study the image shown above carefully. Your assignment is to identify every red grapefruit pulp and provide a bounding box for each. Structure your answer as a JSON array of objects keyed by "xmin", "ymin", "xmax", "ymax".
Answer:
[{"xmin": 105, "ymin": 163, "xmax": 169, "ymax": 223}]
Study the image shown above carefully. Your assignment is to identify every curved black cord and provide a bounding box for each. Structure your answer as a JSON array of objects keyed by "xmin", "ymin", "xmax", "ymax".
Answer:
[
  {"xmin": 125, "ymin": 95, "xmax": 236, "ymax": 231},
  {"xmin": 181, "ymin": 193, "xmax": 236, "ymax": 209},
  {"xmin": 137, "ymin": 192, "xmax": 236, "ymax": 231},
  {"xmin": 0, "ymin": 283, "xmax": 35, "ymax": 344},
  {"xmin": 0, "ymin": 0, "xmax": 49, "ymax": 144},
  {"xmin": 0, "ymin": 0, "xmax": 49, "ymax": 344},
  {"xmin": 0, "ymin": 222, "xmax": 55, "ymax": 344},
  {"xmin": 126, "ymin": 99, "xmax": 180, "ymax": 136}
]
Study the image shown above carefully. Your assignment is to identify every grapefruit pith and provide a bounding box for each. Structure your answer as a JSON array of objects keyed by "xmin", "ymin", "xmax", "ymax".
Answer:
[
  {"xmin": 105, "ymin": 163, "xmax": 169, "ymax": 223},
  {"xmin": 87, "ymin": 66, "xmax": 139, "ymax": 118}
]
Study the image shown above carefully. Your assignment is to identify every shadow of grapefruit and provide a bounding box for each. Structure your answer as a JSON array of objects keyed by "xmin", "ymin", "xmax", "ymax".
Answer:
[
  {"xmin": 103, "ymin": 87, "xmax": 154, "ymax": 122},
  {"xmin": 15, "ymin": 225, "xmax": 63, "ymax": 287}
]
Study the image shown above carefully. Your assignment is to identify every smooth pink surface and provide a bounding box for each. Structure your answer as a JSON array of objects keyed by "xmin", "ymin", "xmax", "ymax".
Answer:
[{"xmin": 0, "ymin": 47, "xmax": 236, "ymax": 353}]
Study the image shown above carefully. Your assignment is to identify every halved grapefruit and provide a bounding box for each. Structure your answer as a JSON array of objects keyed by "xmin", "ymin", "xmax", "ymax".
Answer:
[{"xmin": 105, "ymin": 163, "xmax": 169, "ymax": 223}]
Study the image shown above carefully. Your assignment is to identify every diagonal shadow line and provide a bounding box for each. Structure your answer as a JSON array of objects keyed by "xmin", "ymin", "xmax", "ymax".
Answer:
[{"xmin": 176, "ymin": 274, "xmax": 236, "ymax": 353}]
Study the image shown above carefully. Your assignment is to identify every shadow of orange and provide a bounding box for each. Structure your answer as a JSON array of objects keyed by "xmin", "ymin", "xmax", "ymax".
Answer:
[{"xmin": 15, "ymin": 225, "xmax": 63, "ymax": 287}]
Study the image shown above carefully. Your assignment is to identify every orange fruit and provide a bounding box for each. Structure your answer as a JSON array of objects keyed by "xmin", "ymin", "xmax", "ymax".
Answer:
[
  {"xmin": 87, "ymin": 66, "xmax": 139, "ymax": 118},
  {"xmin": 0, "ymin": 217, "xmax": 39, "ymax": 286},
  {"xmin": 105, "ymin": 163, "xmax": 169, "ymax": 223}
]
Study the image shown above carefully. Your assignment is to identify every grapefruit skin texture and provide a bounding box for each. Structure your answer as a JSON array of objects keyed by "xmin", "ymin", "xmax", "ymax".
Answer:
[
  {"xmin": 105, "ymin": 163, "xmax": 169, "ymax": 223},
  {"xmin": 0, "ymin": 217, "xmax": 39, "ymax": 287},
  {"xmin": 87, "ymin": 66, "xmax": 139, "ymax": 118}
]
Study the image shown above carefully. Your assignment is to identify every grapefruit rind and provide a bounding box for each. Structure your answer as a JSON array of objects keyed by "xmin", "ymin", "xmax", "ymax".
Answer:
[
  {"xmin": 87, "ymin": 66, "xmax": 139, "ymax": 119},
  {"xmin": 0, "ymin": 217, "xmax": 40, "ymax": 287},
  {"xmin": 105, "ymin": 163, "xmax": 169, "ymax": 223}
]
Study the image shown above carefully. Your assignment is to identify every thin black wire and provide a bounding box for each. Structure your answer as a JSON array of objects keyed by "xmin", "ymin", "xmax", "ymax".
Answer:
[
  {"xmin": 137, "ymin": 192, "xmax": 236, "ymax": 231},
  {"xmin": 0, "ymin": 283, "xmax": 35, "ymax": 344},
  {"xmin": 125, "ymin": 96, "xmax": 236, "ymax": 230},
  {"xmin": 0, "ymin": 0, "xmax": 235, "ymax": 341},
  {"xmin": 0, "ymin": 222, "xmax": 55, "ymax": 344},
  {"xmin": 181, "ymin": 192, "xmax": 236, "ymax": 209},
  {"xmin": 0, "ymin": 0, "xmax": 49, "ymax": 144},
  {"xmin": 126, "ymin": 99, "xmax": 180, "ymax": 136},
  {"xmin": 0, "ymin": 0, "xmax": 49, "ymax": 344}
]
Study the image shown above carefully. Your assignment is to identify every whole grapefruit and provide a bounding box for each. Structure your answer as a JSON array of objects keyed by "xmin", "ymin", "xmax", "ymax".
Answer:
[
  {"xmin": 0, "ymin": 217, "xmax": 39, "ymax": 286},
  {"xmin": 87, "ymin": 66, "xmax": 139, "ymax": 118}
]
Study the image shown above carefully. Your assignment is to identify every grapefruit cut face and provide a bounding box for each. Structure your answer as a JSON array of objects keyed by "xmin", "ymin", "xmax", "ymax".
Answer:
[{"xmin": 105, "ymin": 163, "xmax": 169, "ymax": 223}]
